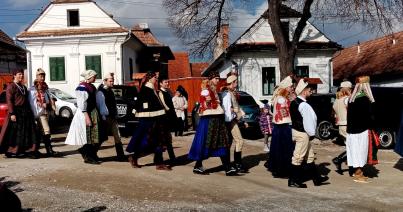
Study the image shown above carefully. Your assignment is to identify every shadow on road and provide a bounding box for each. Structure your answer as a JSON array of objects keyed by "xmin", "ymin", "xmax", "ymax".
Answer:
[
  {"xmin": 83, "ymin": 206, "xmax": 107, "ymax": 212},
  {"xmin": 393, "ymin": 158, "xmax": 403, "ymax": 171}
]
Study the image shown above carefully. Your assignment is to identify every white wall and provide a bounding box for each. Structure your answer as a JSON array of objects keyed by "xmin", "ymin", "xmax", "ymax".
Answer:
[
  {"xmin": 25, "ymin": 35, "xmax": 127, "ymax": 96},
  {"xmin": 236, "ymin": 18, "xmax": 330, "ymax": 44},
  {"xmin": 29, "ymin": 2, "xmax": 120, "ymax": 31},
  {"xmin": 217, "ymin": 50, "xmax": 334, "ymax": 102}
]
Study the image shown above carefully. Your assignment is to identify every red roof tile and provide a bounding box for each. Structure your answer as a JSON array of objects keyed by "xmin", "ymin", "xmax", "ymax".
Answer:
[
  {"xmin": 17, "ymin": 27, "xmax": 127, "ymax": 38},
  {"xmin": 190, "ymin": 62, "xmax": 209, "ymax": 77},
  {"xmin": 168, "ymin": 52, "xmax": 192, "ymax": 79},
  {"xmin": 333, "ymin": 31, "xmax": 403, "ymax": 80},
  {"xmin": 132, "ymin": 25, "xmax": 163, "ymax": 46}
]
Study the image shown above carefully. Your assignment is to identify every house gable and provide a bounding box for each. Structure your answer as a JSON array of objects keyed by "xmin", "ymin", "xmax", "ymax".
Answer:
[{"xmin": 19, "ymin": 0, "xmax": 124, "ymax": 38}]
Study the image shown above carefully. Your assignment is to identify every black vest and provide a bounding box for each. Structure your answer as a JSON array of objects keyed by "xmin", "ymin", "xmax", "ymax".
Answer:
[
  {"xmin": 98, "ymin": 85, "xmax": 117, "ymax": 117},
  {"xmin": 86, "ymin": 84, "xmax": 97, "ymax": 113},
  {"xmin": 290, "ymin": 97, "xmax": 305, "ymax": 132}
]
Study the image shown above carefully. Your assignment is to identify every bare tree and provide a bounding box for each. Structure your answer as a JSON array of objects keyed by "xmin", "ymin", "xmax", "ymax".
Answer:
[{"xmin": 163, "ymin": 0, "xmax": 403, "ymax": 79}]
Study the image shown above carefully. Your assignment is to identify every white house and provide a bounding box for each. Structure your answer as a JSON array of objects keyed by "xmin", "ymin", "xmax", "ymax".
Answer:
[
  {"xmin": 203, "ymin": 5, "xmax": 341, "ymax": 101},
  {"xmin": 17, "ymin": 0, "xmax": 173, "ymax": 95}
]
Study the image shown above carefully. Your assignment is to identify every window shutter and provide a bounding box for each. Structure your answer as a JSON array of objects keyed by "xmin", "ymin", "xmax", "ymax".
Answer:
[
  {"xmin": 50, "ymin": 57, "xmax": 65, "ymax": 81},
  {"xmin": 85, "ymin": 56, "xmax": 101, "ymax": 79}
]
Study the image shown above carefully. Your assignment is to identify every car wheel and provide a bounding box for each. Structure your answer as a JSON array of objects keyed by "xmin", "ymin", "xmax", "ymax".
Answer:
[
  {"xmin": 378, "ymin": 130, "xmax": 395, "ymax": 149},
  {"xmin": 316, "ymin": 121, "xmax": 333, "ymax": 140},
  {"xmin": 60, "ymin": 107, "xmax": 73, "ymax": 119}
]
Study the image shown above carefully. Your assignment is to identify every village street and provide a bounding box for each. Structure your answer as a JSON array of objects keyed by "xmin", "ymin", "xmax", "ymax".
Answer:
[{"xmin": 1, "ymin": 131, "xmax": 403, "ymax": 212}]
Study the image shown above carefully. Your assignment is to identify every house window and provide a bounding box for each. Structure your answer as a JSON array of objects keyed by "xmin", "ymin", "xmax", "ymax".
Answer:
[
  {"xmin": 85, "ymin": 55, "xmax": 102, "ymax": 79},
  {"xmin": 49, "ymin": 57, "xmax": 65, "ymax": 81},
  {"xmin": 295, "ymin": 66, "xmax": 309, "ymax": 78},
  {"xmin": 280, "ymin": 21, "xmax": 290, "ymax": 41},
  {"xmin": 262, "ymin": 67, "xmax": 276, "ymax": 95},
  {"xmin": 129, "ymin": 58, "xmax": 134, "ymax": 80},
  {"xmin": 67, "ymin": 10, "xmax": 79, "ymax": 27}
]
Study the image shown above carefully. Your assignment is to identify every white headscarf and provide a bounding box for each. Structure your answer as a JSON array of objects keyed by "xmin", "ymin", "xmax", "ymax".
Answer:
[{"xmin": 80, "ymin": 70, "xmax": 97, "ymax": 80}]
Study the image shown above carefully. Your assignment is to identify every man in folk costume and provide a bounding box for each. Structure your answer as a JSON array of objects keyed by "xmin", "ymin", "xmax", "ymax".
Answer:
[
  {"xmin": 222, "ymin": 74, "xmax": 248, "ymax": 173},
  {"xmin": 346, "ymin": 75, "xmax": 375, "ymax": 183},
  {"xmin": 332, "ymin": 81, "xmax": 353, "ymax": 175},
  {"xmin": 288, "ymin": 79, "xmax": 329, "ymax": 188},
  {"xmin": 96, "ymin": 73, "xmax": 126, "ymax": 161},
  {"xmin": 158, "ymin": 77, "xmax": 177, "ymax": 165},
  {"xmin": 65, "ymin": 70, "xmax": 101, "ymax": 165},
  {"xmin": 126, "ymin": 72, "xmax": 172, "ymax": 171},
  {"xmin": 28, "ymin": 68, "xmax": 59, "ymax": 157},
  {"xmin": 265, "ymin": 76, "xmax": 295, "ymax": 178}
]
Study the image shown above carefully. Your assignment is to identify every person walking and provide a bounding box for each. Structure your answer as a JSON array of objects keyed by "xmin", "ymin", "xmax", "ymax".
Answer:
[
  {"xmin": 96, "ymin": 73, "xmax": 126, "ymax": 161},
  {"xmin": 172, "ymin": 89, "xmax": 188, "ymax": 136},
  {"xmin": 222, "ymin": 75, "xmax": 248, "ymax": 173},
  {"xmin": 259, "ymin": 103, "xmax": 273, "ymax": 152},
  {"xmin": 28, "ymin": 68, "xmax": 59, "ymax": 157},
  {"xmin": 188, "ymin": 72, "xmax": 237, "ymax": 176},
  {"xmin": 346, "ymin": 75, "xmax": 375, "ymax": 183},
  {"xmin": 158, "ymin": 77, "xmax": 177, "ymax": 165},
  {"xmin": 65, "ymin": 70, "xmax": 101, "ymax": 165},
  {"xmin": 265, "ymin": 76, "xmax": 295, "ymax": 178},
  {"xmin": 288, "ymin": 79, "xmax": 329, "ymax": 188},
  {"xmin": 126, "ymin": 72, "xmax": 172, "ymax": 171},
  {"xmin": 332, "ymin": 81, "xmax": 353, "ymax": 174},
  {"xmin": 0, "ymin": 69, "xmax": 39, "ymax": 158}
]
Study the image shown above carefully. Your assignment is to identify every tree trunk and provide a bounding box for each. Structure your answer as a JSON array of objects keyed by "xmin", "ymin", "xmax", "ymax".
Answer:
[{"xmin": 267, "ymin": 0, "xmax": 294, "ymax": 80}]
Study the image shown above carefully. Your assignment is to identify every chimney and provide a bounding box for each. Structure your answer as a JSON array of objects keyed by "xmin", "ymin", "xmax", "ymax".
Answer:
[
  {"xmin": 213, "ymin": 21, "xmax": 229, "ymax": 59},
  {"xmin": 357, "ymin": 41, "xmax": 361, "ymax": 54}
]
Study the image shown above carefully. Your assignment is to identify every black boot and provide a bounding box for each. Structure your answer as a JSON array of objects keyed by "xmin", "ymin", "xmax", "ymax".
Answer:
[
  {"xmin": 193, "ymin": 160, "xmax": 208, "ymax": 175},
  {"xmin": 220, "ymin": 155, "xmax": 239, "ymax": 176},
  {"xmin": 288, "ymin": 165, "xmax": 307, "ymax": 188},
  {"xmin": 44, "ymin": 135, "xmax": 60, "ymax": 157},
  {"xmin": 80, "ymin": 144, "xmax": 100, "ymax": 165},
  {"xmin": 115, "ymin": 143, "xmax": 126, "ymax": 162},
  {"xmin": 234, "ymin": 151, "xmax": 249, "ymax": 173},
  {"xmin": 332, "ymin": 151, "xmax": 346, "ymax": 174},
  {"xmin": 307, "ymin": 162, "xmax": 329, "ymax": 186},
  {"xmin": 92, "ymin": 143, "xmax": 101, "ymax": 162}
]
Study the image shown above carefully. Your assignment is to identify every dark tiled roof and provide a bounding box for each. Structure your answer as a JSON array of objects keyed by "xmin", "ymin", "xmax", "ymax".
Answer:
[
  {"xmin": 0, "ymin": 29, "xmax": 16, "ymax": 46},
  {"xmin": 168, "ymin": 52, "xmax": 192, "ymax": 79},
  {"xmin": 17, "ymin": 27, "xmax": 127, "ymax": 38},
  {"xmin": 333, "ymin": 31, "xmax": 403, "ymax": 80}
]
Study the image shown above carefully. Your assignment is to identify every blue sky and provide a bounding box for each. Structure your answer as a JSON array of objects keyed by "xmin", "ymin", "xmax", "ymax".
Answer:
[{"xmin": 1, "ymin": 0, "xmax": 401, "ymax": 59}]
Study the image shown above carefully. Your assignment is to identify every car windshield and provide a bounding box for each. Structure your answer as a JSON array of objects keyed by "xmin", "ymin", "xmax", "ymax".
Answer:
[
  {"xmin": 239, "ymin": 95, "xmax": 256, "ymax": 106},
  {"xmin": 51, "ymin": 89, "xmax": 75, "ymax": 100}
]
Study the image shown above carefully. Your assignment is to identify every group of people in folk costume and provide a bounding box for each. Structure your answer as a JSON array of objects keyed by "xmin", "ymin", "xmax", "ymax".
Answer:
[
  {"xmin": 0, "ymin": 69, "xmax": 59, "ymax": 159},
  {"xmin": 0, "ymin": 67, "xmax": 379, "ymax": 186}
]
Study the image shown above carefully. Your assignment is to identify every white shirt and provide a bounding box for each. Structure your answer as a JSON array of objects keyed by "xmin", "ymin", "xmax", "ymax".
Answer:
[
  {"xmin": 297, "ymin": 96, "xmax": 317, "ymax": 136},
  {"xmin": 222, "ymin": 91, "xmax": 236, "ymax": 122}
]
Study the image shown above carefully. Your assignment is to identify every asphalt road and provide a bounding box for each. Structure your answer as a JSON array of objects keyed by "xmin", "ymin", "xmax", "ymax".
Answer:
[{"xmin": 1, "ymin": 132, "xmax": 403, "ymax": 211}]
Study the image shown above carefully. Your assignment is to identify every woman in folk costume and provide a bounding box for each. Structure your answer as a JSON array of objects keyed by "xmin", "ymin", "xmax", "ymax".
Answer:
[
  {"xmin": 188, "ymin": 71, "xmax": 237, "ymax": 176},
  {"xmin": 126, "ymin": 71, "xmax": 172, "ymax": 171},
  {"xmin": 0, "ymin": 69, "xmax": 38, "ymax": 158},
  {"xmin": 346, "ymin": 75, "xmax": 375, "ymax": 183},
  {"xmin": 332, "ymin": 81, "xmax": 353, "ymax": 175},
  {"xmin": 65, "ymin": 70, "xmax": 101, "ymax": 165},
  {"xmin": 265, "ymin": 76, "xmax": 295, "ymax": 178}
]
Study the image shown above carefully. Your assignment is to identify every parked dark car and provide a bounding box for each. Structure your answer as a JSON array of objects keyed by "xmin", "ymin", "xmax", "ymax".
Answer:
[
  {"xmin": 111, "ymin": 85, "xmax": 139, "ymax": 137},
  {"xmin": 310, "ymin": 86, "xmax": 403, "ymax": 149},
  {"xmin": 192, "ymin": 91, "xmax": 262, "ymax": 137}
]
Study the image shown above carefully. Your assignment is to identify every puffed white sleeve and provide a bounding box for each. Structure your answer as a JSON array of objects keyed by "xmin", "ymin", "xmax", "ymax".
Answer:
[{"xmin": 76, "ymin": 90, "xmax": 89, "ymax": 112}]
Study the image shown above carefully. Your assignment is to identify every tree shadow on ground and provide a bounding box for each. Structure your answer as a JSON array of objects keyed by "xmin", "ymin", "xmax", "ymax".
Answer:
[
  {"xmin": 0, "ymin": 177, "xmax": 31, "ymax": 211},
  {"xmin": 393, "ymin": 158, "xmax": 403, "ymax": 171},
  {"xmin": 83, "ymin": 206, "xmax": 107, "ymax": 212}
]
